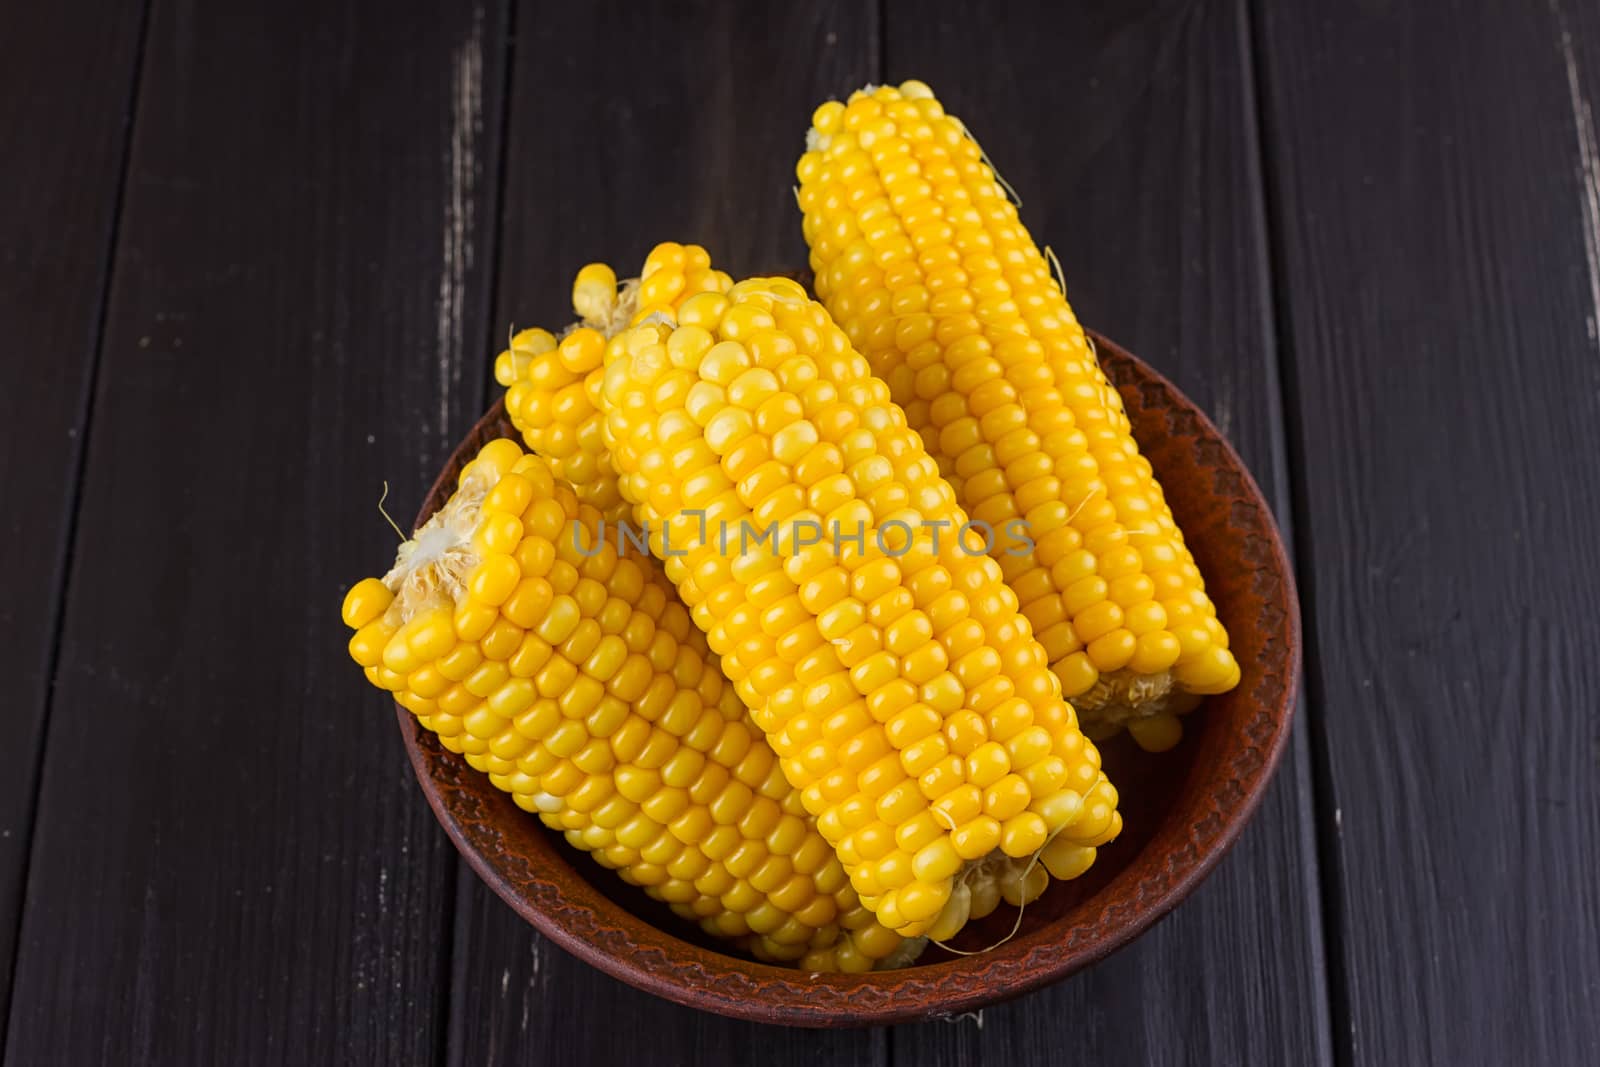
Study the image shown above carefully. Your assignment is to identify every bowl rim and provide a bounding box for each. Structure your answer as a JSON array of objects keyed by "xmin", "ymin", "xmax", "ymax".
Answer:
[{"xmin": 395, "ymin": 329, "xmax": 1302, "ymax": 1026}]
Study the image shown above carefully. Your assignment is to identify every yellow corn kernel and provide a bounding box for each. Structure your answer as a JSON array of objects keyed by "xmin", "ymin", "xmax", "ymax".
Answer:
[
  {"xmin": 496, "ymin": 246, "xmax": 735, "ymax": 525},
  {"xmin": 601, "ymin": 277, "xmax": 1116, "ymax": 940},
  {"xmin": 797, "ymin": 80, "xmax": 1238, "ymax": 750},
  {"xmin": 342, "ymin": 438, "xmax": 910, "ymax": 972}
]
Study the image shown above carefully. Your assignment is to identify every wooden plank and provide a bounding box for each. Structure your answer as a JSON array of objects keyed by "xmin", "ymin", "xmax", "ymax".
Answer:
[
  {"xmin": 448, "ymin": 872, "xmax": 887, "ymax": 1066},
  {"xmin": 884, "ymin": 2, "xmax": 1334, "ymax": 1064},
  {"xmin": 445, "ymin": 2, "xmax": 889, "ymax": 1061},
  {"xmin": 491, "ymin": 3, "xmax": 880, "ymax": 326},
  {"xmin": 1254, "ymin": 0, "xmax": 1600, "ymax": 1063},
  {"xmin": 2, "ymin": 2, "xmax": 508, "ymax": 1063},
  {"xmin": 0, "ymin": 0, "xmax": 147, "ymax": 1024}
]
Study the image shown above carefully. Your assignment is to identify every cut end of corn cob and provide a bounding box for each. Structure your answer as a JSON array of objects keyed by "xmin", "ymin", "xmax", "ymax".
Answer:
[
  {"xmin": 795, "ymin": 80, "xmax": 1240, "ymax": 752},
  {"xmin": 342, "ymin": 437, "xmax": 916, "ymax": 972},
  {"xmin": 597, "ymin": 271, "xmax": 1121, "ymax": 943},
  {"xmin": 496, "ymin": 245, "xmax": 735, "ymax": 526}
]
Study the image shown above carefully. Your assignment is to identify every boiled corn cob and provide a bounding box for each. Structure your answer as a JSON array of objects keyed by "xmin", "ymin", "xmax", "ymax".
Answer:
[
  {"xmin": 795, "ymin": 81, "xmax": 1239, "ymax": 752},
  {"xmin": 599, "ymin": 272, "xmax": 1121, "ymax": 944},
  {"xmin": 341, "ymin": 437, "xmax": 912, "ymax": 971},
  {"xmin": 496, "ymin": 244, "xmax": 733, "ymax": 524}
]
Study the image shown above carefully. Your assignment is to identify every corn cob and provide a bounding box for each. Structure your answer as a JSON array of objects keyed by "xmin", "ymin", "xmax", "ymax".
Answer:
[
  {"xmin": 341, "ymin": 437, "xmax": 912, "ymax": 971},
  {"xmin": 599, "ymin": 272, "xmax": 1120, "ymax": 943},
  {"xmin": 496, "ymin": 244, "xmax": 733, "ymax": 525},
  {"xmin": 795, "ymin": 81, "xmax": 1239, "ymax": 752}
]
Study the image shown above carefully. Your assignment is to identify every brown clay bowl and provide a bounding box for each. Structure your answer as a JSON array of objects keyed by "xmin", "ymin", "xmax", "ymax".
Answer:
[{"xmin": 397, "ymin": 330, "xmax": 1300, "ymax": 1027}]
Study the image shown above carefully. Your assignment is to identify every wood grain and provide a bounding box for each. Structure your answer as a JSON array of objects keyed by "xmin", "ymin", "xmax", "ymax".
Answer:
[
  {"xmin": 0, "ymin": 0, "xmax": 147, "ymax": 1026},
  {"xmin": 448, "ymin": 868, "xmax": 888, "ymax": 1065},
  {"xmin": 446, "ymin": 0, "xmax": 887, "ymax": 1059},
  {"xmin": 1, "ymin": 2, "xmax": 508, "ymax": 1063},
  {"xmin": 883, "ymin": 2, "xmax": 1334, "ymax": 1064},
  {"xmin": 7, "ymin": 0, "xmax": 1590, "ymax": 1059},
  {"xmin": 1254, "ymin": 0, "xmax": 1600, "ymax": 1063}
]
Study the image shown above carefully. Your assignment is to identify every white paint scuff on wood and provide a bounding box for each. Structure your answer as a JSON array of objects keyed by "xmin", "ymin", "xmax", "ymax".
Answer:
[
  {"xmin": 438, "ymin": 11, "xmax": 483, "ymax": 447},
  {"xmin": 1552, "ymin": 0, "xmax": 1600, "ymax": 343}
]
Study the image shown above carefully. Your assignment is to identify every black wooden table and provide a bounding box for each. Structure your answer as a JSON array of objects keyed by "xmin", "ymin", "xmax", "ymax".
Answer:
[{"xmin": 4, "ymin": 2, "xmax": 1597, "ymax": 1064}]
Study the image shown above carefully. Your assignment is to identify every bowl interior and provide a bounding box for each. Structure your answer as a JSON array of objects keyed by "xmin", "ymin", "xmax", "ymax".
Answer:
[{"xmin": 397, "ymin": 331, "xmax": 1300, "ymax": 1026}]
